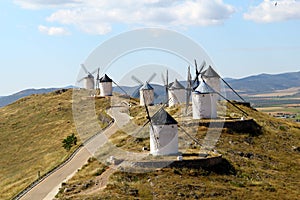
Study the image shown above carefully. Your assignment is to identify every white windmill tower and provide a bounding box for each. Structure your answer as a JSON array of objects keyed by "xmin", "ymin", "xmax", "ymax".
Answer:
[
  {"xmin": 145, "ymin": 106, "xmax": 179, "ymax": 156},
  {"xmin": 99, "ymin": 74, "xmax": 113, "ymax": 96},
  {"xmin": 131, "ymin": 73, "xmax": 157, "ymax": 106},
  {"xmin": 192, "ymin": 80, "xmax": 217, "ymax": 119},
  {"xmin": 140, "ymin": 82, "xmax": 155, "ymax": 106},
  {"xmin": 168, "ymin": 79, "xmax": 186, "ymax": 107},
  {"xmin": 201, "ymin": 66, "xmax": 221, "ymax": 96},
  {"xmin": 78, "ymin": 64, "xmax": 98, "ymax": 90}
]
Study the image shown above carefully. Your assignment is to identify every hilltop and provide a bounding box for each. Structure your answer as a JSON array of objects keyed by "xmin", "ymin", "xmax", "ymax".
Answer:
[
  {"xmin": 55, "ymin": 101, "xmax": 300, "ymax": 199},
  {"xmin": 1, "ymin": 88, "xmax": 300, "ymax": 199}
]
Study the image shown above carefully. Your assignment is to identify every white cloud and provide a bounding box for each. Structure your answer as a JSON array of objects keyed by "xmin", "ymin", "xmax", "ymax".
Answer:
[
  {"xmin": 38, "ymin": 25, "xmax": 70, "ymax": 36},
  {"xmin": 244, "ymin": 0, "xmax": 300, "ymax": 23},
  {"xmin": 13, "ymin": 0, "xmax": 81, "ymax": 9},
  {"xmin": 15, "ymin": 0, "xmax": 235, "ymax": 35}
]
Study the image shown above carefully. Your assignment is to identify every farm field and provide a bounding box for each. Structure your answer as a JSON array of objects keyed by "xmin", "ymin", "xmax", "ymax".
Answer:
[{"xmin": 247, "ymin": 90, "xmax": 300, "ymax": 121}]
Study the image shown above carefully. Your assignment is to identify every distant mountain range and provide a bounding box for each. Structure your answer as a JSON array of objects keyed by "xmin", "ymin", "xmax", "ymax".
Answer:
[
  {"xmin": 0, "ymin": 86, "xmax": 74, "ymax": 108},
  {"xmin": 1, "ymin": 71, "xmax": 299, "ymax": 108},
  {"xmin": 227, "ymin": 71, "xmax": 300, "ymax": 94}
]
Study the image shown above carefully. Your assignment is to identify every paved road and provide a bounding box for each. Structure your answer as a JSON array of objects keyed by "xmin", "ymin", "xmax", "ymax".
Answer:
[{"xmin": 20, "ymin": 106, "xmax": 129, "ymax": 200}]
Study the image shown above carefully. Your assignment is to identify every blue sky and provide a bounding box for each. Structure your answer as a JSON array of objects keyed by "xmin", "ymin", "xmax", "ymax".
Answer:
[{"xmin": 1, "ymin": 0, "xmax": 300, "ymax": 96}]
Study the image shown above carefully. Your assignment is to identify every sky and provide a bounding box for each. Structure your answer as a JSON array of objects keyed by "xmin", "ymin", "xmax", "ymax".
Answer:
[{"xmin": 1, "ymin": 0, "xmax": 300, "ymax": 96}]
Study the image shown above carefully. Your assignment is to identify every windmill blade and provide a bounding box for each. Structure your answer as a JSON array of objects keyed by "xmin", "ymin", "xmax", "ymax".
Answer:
[
  {"xmin": 165, "ymin": 70, "xmax": 168, "ymax": 87},
  {"xmin": 147, "ymin": 73, "xmax": 157, "ymax": 83},
  {"xmin": 199, "ymin": 60, "xmax": 206, "ymax": 74},
  {"xmin": 161, "ymin": 73, "xmax": 166, "ymax": 85},
  {"xmin": 81, "ymin": 64, "xmax": 89, "ymax": 74},
  {"xmin": 192, "ymin": 60, "xmax": 201, "ymax": 89},
  {"xmin": 221, "ymin": 78, "xmax": 246, "ymax": 102},
  {"xmin": 112, "ymin": 80, "xmax": 130, "ymax": 96},
  {"xmin": 142, "ymin": 97, "xmax": 171, "ymax": 128},
  {"xmin": 185, "ymin": 66, "xmax": 192, "ymax": 114},
  {"xmin": 131, "ymin": 85, "xmax": 142, "ymax": 98},
  {"xmin": 144, "ymin": 104, "xmax": 151, "ymax": 124},
  {"xmin": 142, "ymin": 119, "xmax": 150, "ymax": 127},
  {"xmin": 96, "ymin": 68, "xmax": 100, "ymax": 80},
  {"xmin": 192, "ymin": 59, "xmax": 207, "ymax": 90},
  {"xmin": 185, "ymin": 89, "xmax": 192, "ymax": 115},
  {"xmin": 145, "ymin": 106, "xmax": 159, "ymax": 148},
  {"xmin": 91, "ymin": 68, "xmax": 98, "ymax": 75},
  {"xmin": 131, "ymin": 75, "xmax": 143, "ymax": 85},
  {"xmin": 143, "ymin": 95, "xmax": 159, "ymax": 149},
  {"xmin": 77, "ymin": 77, "xmax": 86, "ymax": 83},
  {"xmin": 161, "ymin": 70, "xmax": 169, "ymax": 104},
  {"xmin": 170, "ymin": 91, "xmax": 180, "ymax": 106}
]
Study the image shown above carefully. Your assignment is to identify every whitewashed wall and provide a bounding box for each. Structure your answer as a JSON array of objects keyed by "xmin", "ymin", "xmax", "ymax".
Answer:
[
  {"xmin": 140, "ymin": 89, "xmax": 154, "ymax": 106},
  {"xmin": 168, "ymin": 89, "xmax": 186, "ymax": 107},
  {"xmin": 100, "ymin": 82, "xmax": 112, "ymax": 96},
  {"xmin": 150, "ymin": 124, "xmax": 178, "ymax": 156},
  {"xmin": 192, "ymin": 92, "xmax": 217, "ymax": 119},
  {"xmin": 84, "ymin": 77, "xmax": 94, "ymax": 90}
]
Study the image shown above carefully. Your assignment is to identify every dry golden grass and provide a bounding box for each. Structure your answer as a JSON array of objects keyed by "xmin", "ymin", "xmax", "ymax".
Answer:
[
  {"xmin": 0, "ymin": 89, "xmax": 112, "ymax": 200},
  {"xmin": 0, "ymin": 89, "xmax": 77, "ymax": 199},
  {"xmin": 56, "ymin": 103, "xmax": 300, "ymax": 199}
]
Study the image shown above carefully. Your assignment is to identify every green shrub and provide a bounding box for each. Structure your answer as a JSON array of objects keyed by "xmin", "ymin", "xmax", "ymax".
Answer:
[{"xmin": 62, "ymin": 133, "xmax": 77, "ymax": 151}]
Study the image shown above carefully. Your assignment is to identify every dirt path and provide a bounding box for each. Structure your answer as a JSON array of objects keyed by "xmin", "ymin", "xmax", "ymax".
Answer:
[{"xmin": 81, "ymin": 165, "xmax": 117, "ymax": 195}]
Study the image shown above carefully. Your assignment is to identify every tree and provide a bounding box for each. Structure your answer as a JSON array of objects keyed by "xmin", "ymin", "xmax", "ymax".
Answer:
[{"xmin": 62, "ymin": 133, "xmax": 77, "ymax": 151}]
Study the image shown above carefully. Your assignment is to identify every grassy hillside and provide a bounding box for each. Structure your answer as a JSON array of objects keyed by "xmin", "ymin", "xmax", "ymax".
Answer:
[
  {"xmin": 55, "ymin": 103, "xmax": 300, "ymax": 199},
  {"xmin": 0, "ymin": 89, "xmax": 111, "ymax": 200},
  {"xmin": 0, "ymin": 88, "xmax": 62, "ymax": 108}
]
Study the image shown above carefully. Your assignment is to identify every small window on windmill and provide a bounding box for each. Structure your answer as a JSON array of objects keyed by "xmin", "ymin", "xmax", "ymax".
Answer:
[{"xmin": 202, "ymin": 94, "xmax": 205, "ymax": 97}]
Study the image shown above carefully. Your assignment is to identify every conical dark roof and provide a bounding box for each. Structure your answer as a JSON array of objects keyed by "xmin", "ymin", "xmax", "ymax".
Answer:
[
  {"xmin": 140, "ymin": 82, "xmax": 153, "ymax": 90},
  {"xmin": 169, "ymin": 79, "xmax": 185, "ymax": 90},
  {"xmin": 151, "ymin": 108, "xmax": 177, "ymax": 125},
  {"xmin": 201, "ymin": 66, "xmax": 220, "ymax": 78},
  {"xmin": 99, "ymin": 74, "xmax": 112, "ymax": 82}
]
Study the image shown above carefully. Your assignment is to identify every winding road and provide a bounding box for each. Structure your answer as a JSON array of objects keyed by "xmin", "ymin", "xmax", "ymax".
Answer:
[{"xmin": 20, "ymin": 106, "xmax": 130, "ymax": 200}]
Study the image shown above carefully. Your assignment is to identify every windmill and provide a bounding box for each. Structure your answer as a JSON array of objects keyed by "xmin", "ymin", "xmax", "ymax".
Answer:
[
  {"xmin": 131, "ymin": 73, "xmax": 157, "ymax": 106},
  {"xmin": 142, "ymin": 98, "xmax": 178, "ymax": 155},
  {"xmin": 77, "ymin": 64, "xmax": 98, "ymax": 90},
  {"xmin": 185, "ymin": 60, "xmax": 206, "ymax": 114},
  {"xmin": 192, "ymin": 80, "xmax": 218, "ymax": 119},
  {"xmin": 131, "ymin": 73, "xmax": 157, "ymax": 98},
  {"xmin": 140, "ymin": 100, "xmax": 204, "ymax": 156},
  {"xmin": 168, "ymin": 79, "xmax": 185, "ymax": 107}
]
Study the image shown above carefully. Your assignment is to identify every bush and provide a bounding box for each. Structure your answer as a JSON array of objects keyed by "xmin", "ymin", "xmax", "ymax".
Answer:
[{"xmin": 62, "ymin": 133, "xmax": 77, "ymax": 151}]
